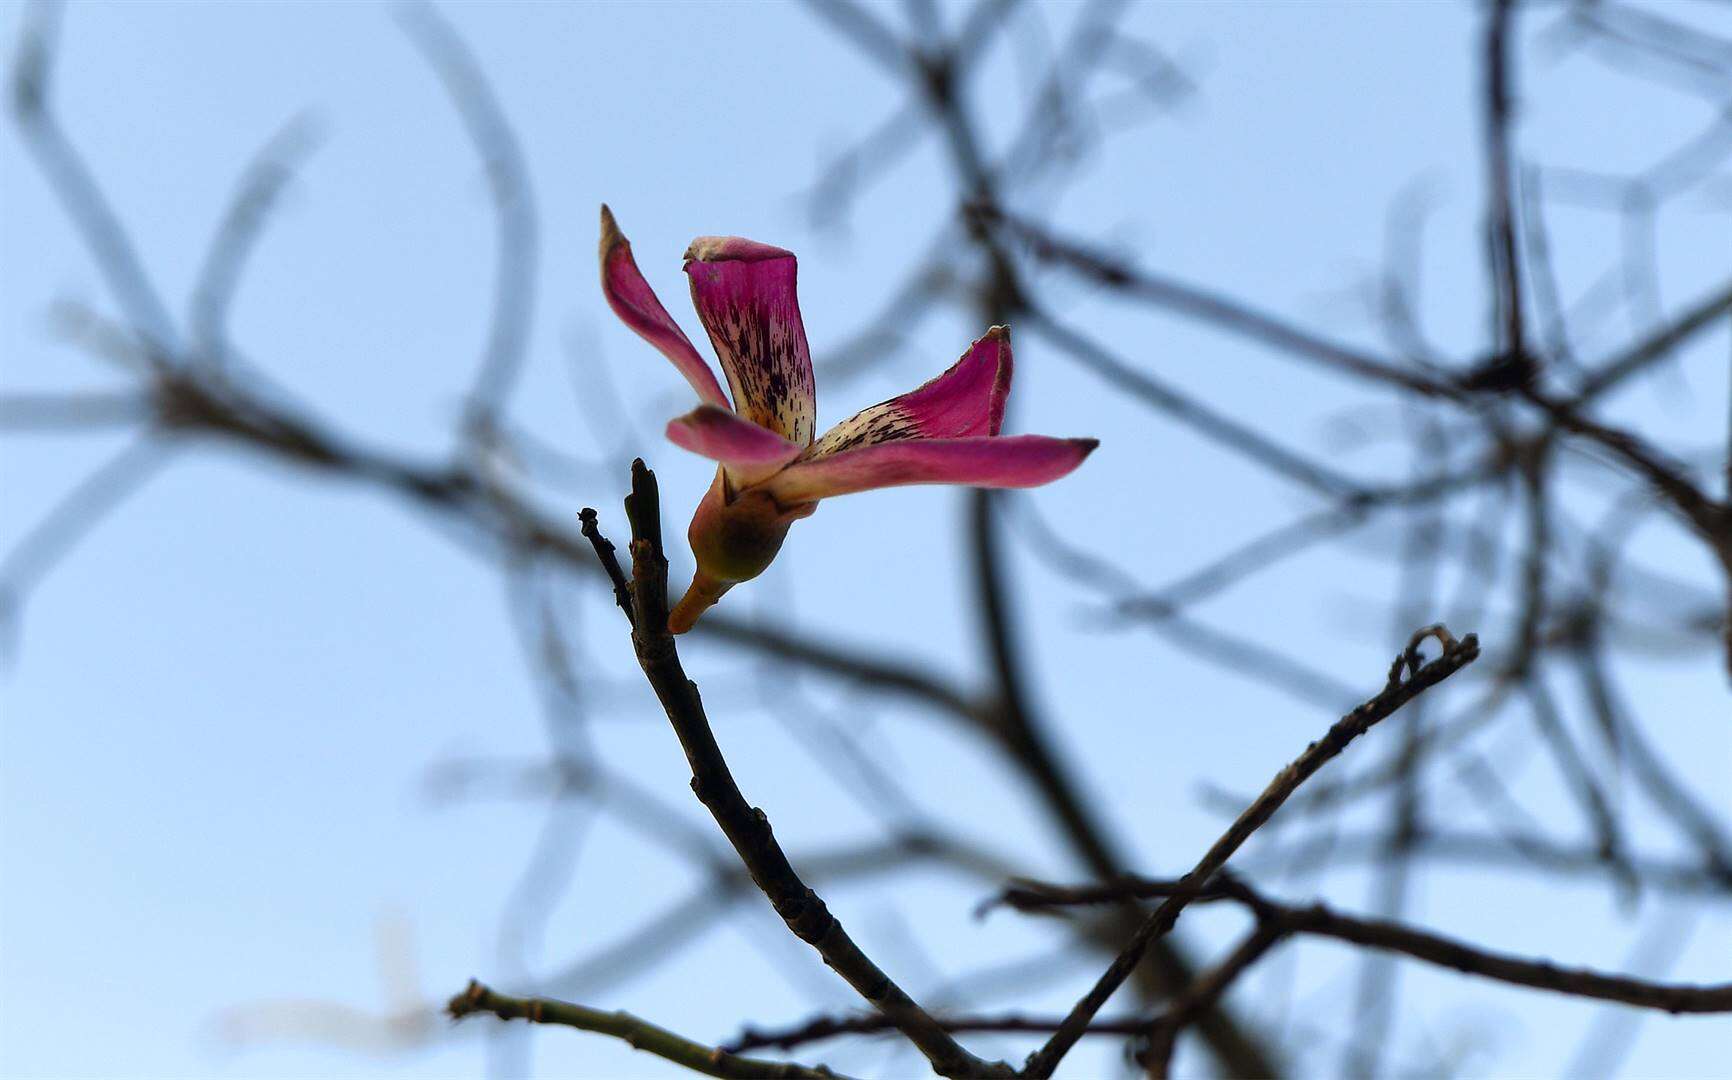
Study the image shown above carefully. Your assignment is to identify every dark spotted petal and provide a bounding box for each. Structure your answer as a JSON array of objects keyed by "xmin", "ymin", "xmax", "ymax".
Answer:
[
  {"xmin": 684, "ymin": 237, "xmax": 815, "ymax": 446},
  {"xmin": 806, "ymin": 326, "xmax": 1013, "ymax": 459}
]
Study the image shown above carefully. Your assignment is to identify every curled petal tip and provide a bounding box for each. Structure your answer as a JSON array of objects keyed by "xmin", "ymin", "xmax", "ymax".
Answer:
[
  {"xmin": 598, "ymin": 205, "xmax": 733, "ymax": 410},
  {"xmin": 806, "ymin": 324, "xmax": 1014, "ymax": 454},
  {"xmin": 683, "ymin": 235, "xmax": 796, "ymax": 265},
  {"xmin": 599, "ymin": 203, "xmax": 623, "ymax": 255}
]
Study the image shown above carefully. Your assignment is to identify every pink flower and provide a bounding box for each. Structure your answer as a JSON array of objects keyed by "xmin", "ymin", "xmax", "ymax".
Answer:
[{"xmin": 599, "ymin": 205, "xmax": 1098, "ymax": 633}]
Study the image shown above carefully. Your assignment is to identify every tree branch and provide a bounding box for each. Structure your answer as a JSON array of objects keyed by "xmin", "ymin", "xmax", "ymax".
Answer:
[
  {"xmin": 1000, "ymin": 869, "xmax": 1732, "ymax": 1014},
  {"xmin": 1143, "ymin": 924, "xmax": 1284, "ymax": 1078},
  {"xmin": 1021, "ymin": 625, "xmax": 1481, "ymax": 1077},
  {"xmin": 1483, "ymin": 0, "xmax": 1526, "ymax": 363},
  {"xmin": 582, "ymin": 461, "xmax": 1012, "ymax": 1079},
  {"xmin": 725, "ymin": 1011, "xmax": 1157, "ymax": 1055},
  {"xmin": 447, "ymin": 980, "xmax": 847, "ymax": 1080},
  {"xmin": 978, "ymin": 205, "xmax": 1459, "ymax": 400}
]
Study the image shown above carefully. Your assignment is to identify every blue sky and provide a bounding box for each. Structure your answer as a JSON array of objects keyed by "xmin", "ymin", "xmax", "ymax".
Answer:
[{"xmin": 3, "ymin": 2, "xmax": 1729, "ymax": 1077}]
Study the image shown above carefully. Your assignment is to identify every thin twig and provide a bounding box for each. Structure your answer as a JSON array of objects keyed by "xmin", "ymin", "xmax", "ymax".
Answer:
[
  {"xmin": 1022, "ymin": 625, "xmax": 1481, "ymax": 1077},
  {"xmin": 1483, "ymin": 0, "xmax": 1526, "ymax": 363},
  {"xmin": 447, "ymin": 980, "xmax": 847, "ymax": 1080},
  {"xmin": 590, "ymin": 461, "xmax": 1013, "ymax": 1079},
  {"xmin": 1000, "ymin": 870, "xmax": 1732, "ymax": 1017},
  {"xmin": 979, "ymin": 205, "xmax": 1459, "ymax": 400},
  {"xmin": 189, "ymin": 113, "xmax": 323, "ymax": 363},
  {"xmin": 10, "ymin": 0, "xmax": 179, "ymax": 356},
  {"xmin": 725, "ymin": 1011, "xmax": 1158, "ymax": 1055},
  {"xmin": 397, "ymin": 2, "xmax": 539, "ymax": 441},
  {"xmin": 1143, "ymin": 924, "xmax": 1284, "ymax": 1078},
  {"xmin": 577, "ymin": 508, "xmax": 633, "ymax": 624}
]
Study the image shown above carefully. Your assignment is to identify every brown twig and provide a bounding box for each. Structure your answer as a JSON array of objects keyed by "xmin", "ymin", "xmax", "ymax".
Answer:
[
  {"xmin": 997, "ymin": 870, "xmax": 1732, "ymax": 1017},
  {"xmin": 1266, "ymin": 903, "xmax": 1732, "ymax": 1015},
  {"xmin": 577, "ymin": 507, "xmax": 633, "ymax": 624},
  {"xmin": 447, "ymin": 979, "xmax": 846, "ymax": 1080},
  {"xmin": 589, "ymin": 460, "xmax": 1012, "ymax": 1079},
  {"xmin": 1021, "ymin": 625, "xmax": 1481, "ymax": 1077},
  {"xmin": 724, "ymin": 1011, "xmax": 1158, "ymax": 1055}
]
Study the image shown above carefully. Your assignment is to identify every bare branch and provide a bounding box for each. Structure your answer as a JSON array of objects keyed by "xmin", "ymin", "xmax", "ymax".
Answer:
[
  {"xmin": 397, "ymin": 1, "xmax": 539, "ymax": 441},
  {"xmin": 0, "ymin": 438, "xmax": 171, "ymax": 637},
  {"xmin": 448, "ymin": 980, "xmax": 848, "ymax": 1080},
  {"xmin": 981, "ymin": 206, "xmax": 1460, "ymax": 400},
  {"xmin": 189, "ymin": 113, "xmax": 324, "ymax": 362},
  {"xmin": 580, "ymin": 463, "xmax": 1013, "ymax": 1079},
  {"xmin": 725, "ymin": 1011, "xmax": 1155, "ymax": 1055},
  {"xmin": 1023, "ymin": 626, "xmax": 1481, "ymax": 1077},
  {"xmin": 9, "ymin": 0, "xmax": 179, "ymax": 356},
  {"xmin": 1482, "ymin": 0, "xmax": 1526, "ymax": 363},
  {"xmin": 1144, "ymin": 924, "xmax": 1283, "ymax": 1078},
  {"xmin": 1000, "ymin": 872, "xmax": 1732, "ymax": 1025}
]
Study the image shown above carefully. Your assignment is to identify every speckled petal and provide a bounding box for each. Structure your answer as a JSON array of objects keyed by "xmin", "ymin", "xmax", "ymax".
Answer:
[
  {"xmin": 666, "ymin": 404, "xmax": 803, "ymax": 486},
  {"xmin": 599, "ymin": 206, "xmax": 731, "ymax": 409},
  {"xmin": 761, "ymin": 434, "xmax": 1097, "ymax": 504},
  {"xmin": 807, "ymin": 326, "xmax": 1013, "ymax": 458},
  {"xmin": 684, "ymin": 238, "xmax": 816, "ymax": 446}
]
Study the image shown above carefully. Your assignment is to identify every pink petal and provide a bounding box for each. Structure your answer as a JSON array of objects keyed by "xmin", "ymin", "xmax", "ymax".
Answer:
[
  {"xmin": 666, "ymin": 404, "xmax": 804, "ymax": 485},
  {"xmin": 807, "ymin": 326, "xmax": 1013, "ymax": 457},
  {"xmin": 599, "ymin": 206, "xmax": 731, "ymax": 409},
  {"xmin": 684, "ymin": 238, "xmax": 816, "ymax": 446},
  {"xmin": 761, "ymin": 435, "xmax": 1098, "ymax": 504}
]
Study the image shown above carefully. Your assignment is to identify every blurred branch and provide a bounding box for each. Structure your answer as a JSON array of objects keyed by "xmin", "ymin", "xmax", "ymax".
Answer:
[
  {"xmin": 1024, "ymin": 307, "xmax": 1369, "ymax": 498},
  {"xmin": 0, "ymin": 437, "xmax": 171, "ymax": 639},
  {"xmin": 1239, "ymin": 828, "xmax": 1732, "ymax": 897},
  {"xmin": 396, "ymin": 2, "xmax": 539, "ymax": 444},
  {"xmin": 10, "ymin": 0, "xmax": 179, "ymax": 356},
  {"xmin": 0, "ymin": 391, "xmax": 147, "ymax": 431},
  {"xmin": 1144, "ymin": 924, "xmax": 1283, "ymax": 1078},
  {"xmin": 1482, "ymin": 0, "xmax": 1526, "ymax": 366},
  {"xmin": 1572, "ymin": 276, "xmax": 1732, "ymax": 404},
  {"xmin": 1008, "ymin": 496, "xmax": 1363, "ymax": 710},
  {"xmin": 189, "ymin": 113, "xmax": 323, "ymax": 363},
  {"xmin": 979, "ymin": 206, "xmax": 1460, "ymax": 400}
]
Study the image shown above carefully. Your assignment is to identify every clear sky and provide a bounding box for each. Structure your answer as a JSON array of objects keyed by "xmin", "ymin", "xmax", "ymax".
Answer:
[{"xmin": 3, "ymin": 2, "xmax": 1729, "ymax": 1078}]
